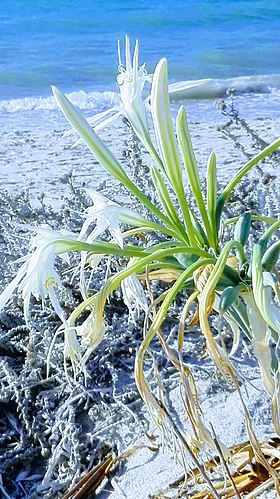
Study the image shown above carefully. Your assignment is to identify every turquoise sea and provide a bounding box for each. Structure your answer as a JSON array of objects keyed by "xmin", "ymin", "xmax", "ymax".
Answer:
[
  {"xmin": 0, "ymin": 0, "xmax": 280, "ymax": 199},
  {"xmin": 1, "ymin": 0, "xmax": 280, "ymax": 104},
  {"xmin": 0, "ymin": 0, "xmax": 279, "ymax": 92}
]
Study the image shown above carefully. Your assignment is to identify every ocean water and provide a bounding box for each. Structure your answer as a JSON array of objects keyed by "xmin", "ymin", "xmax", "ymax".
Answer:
[
  {"xmin": 1, "ymin": 1, "xmax": 280, "ymax": 103},
  {"xmin": 0, "ymin": 0, "xmax": 279, "ymax": 197}
]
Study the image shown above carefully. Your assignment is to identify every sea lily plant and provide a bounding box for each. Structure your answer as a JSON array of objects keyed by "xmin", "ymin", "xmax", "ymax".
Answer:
[{"xmin": 1, "ymin": 38, "xmax": 280, "ymax": 490}]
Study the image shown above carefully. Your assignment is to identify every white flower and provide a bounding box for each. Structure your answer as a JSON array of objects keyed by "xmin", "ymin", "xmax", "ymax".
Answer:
[
  {"xmin": 79, "ymin": 188, "xmax": 149, "ymax": 248},
  {"xmin": 116, "ymin": 36, "xmax": 151, "ymax": 137},
  {"xmin": 0, "ymin": 225, "xmax": 76, "ymax": 325},
  {"xmin": 64, "ymin": 326, "xmax": 82, "ymax": 370},
  {"xmin": 58, "ymin": 36, "xmax": 211, "ymax": 159},
  {"xmin": 121, "ymin": 273, "xmax": 148, "ymax": 323},
  {"xmin": 63, "ymin": 36, "xmax": 150, "ymax": 147},
  {"xmin": 79, "ymin": 189, "xmax": 124, "ymax": 248},
  {"xmin": 77, "ymin": 189, "xmax": 149, "ymax": 299},
  {"xmin": 82, "ymin": 37, "xmax": 210, "ymax": 136}
]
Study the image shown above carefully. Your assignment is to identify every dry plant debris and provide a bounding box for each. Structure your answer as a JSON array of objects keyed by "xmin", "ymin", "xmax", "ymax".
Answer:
[{"xmin": 150, "ymin": 437, "xmax": 280, "ymax": 498}]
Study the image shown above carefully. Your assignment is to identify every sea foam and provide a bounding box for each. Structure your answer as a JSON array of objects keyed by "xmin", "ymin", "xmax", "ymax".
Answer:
[
  {"xmin": 1, "ymin": 74, "xmax": 280, "ymax": 115},
  {"xmin": 0, "ymin": 90, "xmax": 119, "ymax": 113}
]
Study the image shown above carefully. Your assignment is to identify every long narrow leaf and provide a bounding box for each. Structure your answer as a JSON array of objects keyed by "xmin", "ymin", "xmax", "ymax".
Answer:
[
  {"xmin": 176, "ymin": 106, "xmax": 213, "ymax": 247},
  {"xmin": 251, "ymin": 243, "xmax": 280, "ymax": 335},
  {"xmin": 52, "ymin": 86, "xmax": 179, "ymax": 234},
  {"xmin": 206, "ymin": 150, "xmax": 218, "ymax": 248},
  {"xmin": 150, "ymin": 164, "xmax": 188, "ymax": 241},
  {"xmin": 150, "ymin": 60, "xmax": 197, "ymax": 244},
  {"xmin": 150, "ymin": 60, "xmax": 183, "ymax": 190}
]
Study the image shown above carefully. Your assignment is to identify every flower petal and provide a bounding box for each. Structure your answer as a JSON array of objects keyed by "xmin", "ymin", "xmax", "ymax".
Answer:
[{"xmin": 0, "ymin": 262, "xmax": 27, "ymax": 311}]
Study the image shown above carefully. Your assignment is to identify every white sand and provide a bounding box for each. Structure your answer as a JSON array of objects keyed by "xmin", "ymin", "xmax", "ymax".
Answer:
[
  {"xmin": 1, "ymin": 111, "xmax": 279, "ymax": 207},
  {"xmin": 95, "ymin": 358, "xmax": 277, "ymax": 498},
  {"xmin": 2, "ymin": 101, "xmax": 279, "ymax": 498}
]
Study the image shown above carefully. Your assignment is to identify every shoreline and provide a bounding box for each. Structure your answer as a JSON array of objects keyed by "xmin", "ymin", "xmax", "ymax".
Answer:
[{"xmin": 1, "ymin": 98, "xmax": 279, "ymax": 207}]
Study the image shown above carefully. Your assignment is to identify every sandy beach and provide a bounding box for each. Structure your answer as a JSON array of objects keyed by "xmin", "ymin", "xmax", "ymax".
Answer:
[
  {"xmin": 1, "ymin": 102, "xmax": 279, "ymax": 206},
  {"xmin": 0, "ymin": 91, "xmax": 279, "ymax": 498},
  {"xmin": 1, "ymin": 0, "xmax": 280, "ymax": 496},
  {"xmin": 98, "ymin": 370, "xmax": 277, "ymax": 498}
]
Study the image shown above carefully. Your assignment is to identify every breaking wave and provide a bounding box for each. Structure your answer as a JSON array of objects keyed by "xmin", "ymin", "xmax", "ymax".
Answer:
[
  {"xmin": 1, "ymin": 74, "xmax": 280, "ymax": 114},
  {"xmin": 0, "ymin": 90, "xmax": 120, "ymax": 113}
]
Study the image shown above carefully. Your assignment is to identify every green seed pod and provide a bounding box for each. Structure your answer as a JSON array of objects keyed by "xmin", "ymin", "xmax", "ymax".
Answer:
[
  {"xmin": 216, "ymin": 277, "xmax": 239, "ymax": 291},
  {"xmin": 175, "ymin": 253, "xmax": 198, "ymax": 269},
  {"xmin": 234, "ymin": 211, "xmax": 251, "ymax": 246},
  {"xmin": 222, "ymin": 264, "xmax": 240, "ymax": 285},
  {"xmin": 219, "ymin": 284, "xmax": 243, "ymax": 316},
  {"xmin": 262, "ymin": 240, "xmax": 280, "ymax": 271}
]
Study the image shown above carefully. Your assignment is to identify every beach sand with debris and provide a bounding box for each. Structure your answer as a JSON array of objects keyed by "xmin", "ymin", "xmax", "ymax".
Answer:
[{"xmin": 0, "ymin": 96, "xmax": 279, "ymax": 498}]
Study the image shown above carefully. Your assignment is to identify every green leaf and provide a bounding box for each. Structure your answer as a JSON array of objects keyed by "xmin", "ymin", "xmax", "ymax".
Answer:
[
  {"xmin": 234, "ymin": 212, "xmax": 251, "ymax": 247},
  {"xmin": 174, "ymin": 253, "xmax": 199, "ymax": 268},
  {"xmin": 206, "ymin": 150, "xmax": 218, "ymax": 248},
  {"xmin": 219, "ymin": 284, "xmax": 244, "ymax": 316},
  {"xmin": 52, "ymin": 86, "xmax": 177, "ymax": 235},
  {"xmin": 177, "ymin": 106, "xmax": 214, "ymax": 248},
  {"xmin": 150, "ymin": 164, "xmax": 187, "ymax": 240},
  {"xmin": 150, "ymin": 60, "xmax": 197, "ymax": 244}
]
